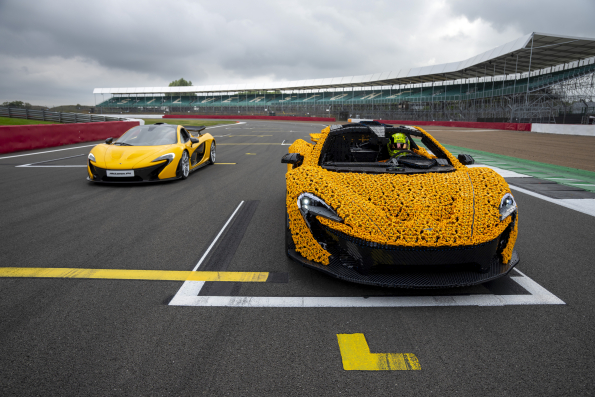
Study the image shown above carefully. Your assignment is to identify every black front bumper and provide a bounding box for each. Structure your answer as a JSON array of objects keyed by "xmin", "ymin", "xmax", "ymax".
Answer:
[
  {"xmin": 287, "ymin": 217, "xmax": 519, "ymax": 288},
  {"xmin": 88, "ymin": 161, "xmax": 176, "ymax": 183}
]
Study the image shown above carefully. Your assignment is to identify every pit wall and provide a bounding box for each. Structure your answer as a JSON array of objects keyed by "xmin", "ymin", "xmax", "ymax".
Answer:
[
  {"xmin": 163, "ymin": 115, "xmax": 336, "ymax": 122},
  {"xmin": 0, "ymin": 121, "xmax": 140, "ymax": 154},
  {"xmin": 355, "ymin": 119, "xmax": 532, "ymax": 131}
]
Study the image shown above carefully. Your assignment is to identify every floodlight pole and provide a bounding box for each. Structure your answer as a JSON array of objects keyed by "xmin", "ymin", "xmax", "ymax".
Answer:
[
  {"xmin": 502, "ymin": 58, "xmax": 507, "ymax": 107},
  {"xmin": 431, "ymin": 76, "xmax": 434, "ymax": 120},
  {"xmin": 511, "ymin": 54, "xmax": 519, "ymax": 122},
  {"xmin": 493, "ymin": 63, "xmax": 496, "ymax": 120},
  {"xmin": 526, "ymin": 35, "xmax": 535, "ymax": 108},
  {"xmin": 467, "ymin": 72, "xmax": 470, "ymax": 103},
  {"xmin": 482, "ymin": 65, "xmax": 487, "ymax": 120},
  {"xmin": 474, "ymin": 69, "xmax": 478, "ymax": 120},
  {"xmin": 459, "ymin": 72, "xmax": 465, "ymax": 102},
  {"xmin": 371, "ymin": 86, "xmax": 374, "ymax": 117}
]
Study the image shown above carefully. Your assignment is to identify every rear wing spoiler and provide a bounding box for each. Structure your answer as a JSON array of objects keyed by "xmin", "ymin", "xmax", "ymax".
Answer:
[{"xmin": 184, "ymin": 125, "xmax": 206, "ymax": 136}]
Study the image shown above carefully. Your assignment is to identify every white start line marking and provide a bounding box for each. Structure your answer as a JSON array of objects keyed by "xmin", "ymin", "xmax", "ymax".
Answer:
[
  {"xmin": 169, "ymin": 201, "xmax": 245, "ymax": 305},
  {"xmin": 169, "ymin": 268, "xmax": 564, "ymax": 308}
]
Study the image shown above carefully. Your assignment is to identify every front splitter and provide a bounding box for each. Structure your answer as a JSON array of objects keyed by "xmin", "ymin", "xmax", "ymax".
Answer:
[
  {"xmin": 86, "ymin": 176, "xmax": 179, "ymax": 184},
  {"xmin": 287, "ymin": 249, "xmax": 520, "ymax": 289}
]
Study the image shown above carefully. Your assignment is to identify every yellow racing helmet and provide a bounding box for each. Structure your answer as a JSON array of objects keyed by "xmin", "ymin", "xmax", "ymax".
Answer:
[{"xmin": 388, "ymin": 132, "xmax": 409, "ymax": 157}]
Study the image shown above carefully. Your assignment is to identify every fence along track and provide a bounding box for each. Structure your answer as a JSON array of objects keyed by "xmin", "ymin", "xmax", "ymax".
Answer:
[{"xmin": 0, "ymin": 106, "xmax": 125, "ymax": 124}]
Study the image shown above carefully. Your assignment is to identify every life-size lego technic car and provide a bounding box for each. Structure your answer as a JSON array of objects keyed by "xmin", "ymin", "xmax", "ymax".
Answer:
[
  {"xmin": 87, "ymin": 123, "xmax": 215, "ymax": 183},
  {"xmin": 281, "ymin": 124, "xmax": 519, "ymax": 288}
]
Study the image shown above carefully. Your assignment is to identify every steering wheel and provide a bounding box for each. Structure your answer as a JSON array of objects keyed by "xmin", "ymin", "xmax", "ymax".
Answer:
[{"xmin": 390, "ymin": 149, "xmax": 421, "ymax": 159}]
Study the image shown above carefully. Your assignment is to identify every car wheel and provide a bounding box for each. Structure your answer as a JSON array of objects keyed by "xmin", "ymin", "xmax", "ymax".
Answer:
[
  {"xmin": 209, "ymin": 142, "xmax": 216, "ymax": 164},
  {"xmin": 179, "ymin": 151, "xmax": 190, "ymax": 179},
  {"xmin": 285, "ymin": 210, "xmax": 295, "ymax": 257}
]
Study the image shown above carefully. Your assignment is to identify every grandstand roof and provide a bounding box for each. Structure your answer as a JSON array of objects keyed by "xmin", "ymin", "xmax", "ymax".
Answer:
[{"xmin": 94, "ymin": 32, "xmax": 595, "ymax": 95}]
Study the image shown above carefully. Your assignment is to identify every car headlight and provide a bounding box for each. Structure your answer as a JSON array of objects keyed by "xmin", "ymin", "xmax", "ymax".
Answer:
[
  {"xmin": 297, "ymin": 193, "xmax": 343, "ymax": 223},
  {"xmin": 152, "ymin": 153, "xmax": 175, "ymax": 163},
  {"xmin": 88, "ymin": 153, "xmax": 96, "ymax": 162},
  {"xmin": 499, "ymin": 193, "xmax": 517, "ymax": 221}
]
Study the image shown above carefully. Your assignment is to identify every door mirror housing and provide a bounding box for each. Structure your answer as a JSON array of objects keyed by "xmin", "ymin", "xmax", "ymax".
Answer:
[
  {"xmin": 190, "ymin": 137, "xmax": 199, "ymax": 144},
  {"xmin": 457, "ymin": 154, "xmax": 475, "ymax": 165},
  {"xmin": 105, "ymin": 137, "xmax": 113, "ymax": 144},
  {"xmin": 281, "ymin": 152, "xmax": 304, "ymax": 166}
]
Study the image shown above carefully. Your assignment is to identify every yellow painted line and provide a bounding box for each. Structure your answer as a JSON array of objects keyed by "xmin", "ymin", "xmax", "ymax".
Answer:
[
  {"xmin": 246, "ymin": 153, "xmax": 256, "ymax": 155},
  {"xmin": 336, "ymin": 333, "xmax": 421, "ymax": 371},
  {"xmin": 214, "ymin": 163, "xmax": 236, "ymax": 165},
  {"xmin": 0, "ymin": 268, "xmax": 269, "ymax": 282}
]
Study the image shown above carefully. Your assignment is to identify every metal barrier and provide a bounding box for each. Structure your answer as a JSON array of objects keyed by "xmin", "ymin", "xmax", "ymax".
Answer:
[{"xmin": 0, "ymin": 106, "xmax": 125, "ymax": 123}]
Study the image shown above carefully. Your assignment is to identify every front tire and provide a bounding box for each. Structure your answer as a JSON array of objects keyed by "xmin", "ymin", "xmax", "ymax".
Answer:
[
  {"xmin": 285, "ymin": 210, "xmax": 295, "ymax": 258},
  {"xmin": 179, "ymin": 151, "xmax": 190, "ymax": 179},
  {"xmin": 209, "ymin": 141, "xmax": 216, "ymax": 164}
]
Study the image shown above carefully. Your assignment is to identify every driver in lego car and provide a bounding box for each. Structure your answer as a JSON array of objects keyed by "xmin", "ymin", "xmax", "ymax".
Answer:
[{"xmin": 387, "ymin": 132, "xmax": 410, "ymax": 158}]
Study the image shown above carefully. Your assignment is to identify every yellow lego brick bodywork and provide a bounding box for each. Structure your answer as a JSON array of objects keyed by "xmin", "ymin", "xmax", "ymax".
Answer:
[{"xmin": 286, "ymin": 126, "xmax": 517, "ymax": 265}]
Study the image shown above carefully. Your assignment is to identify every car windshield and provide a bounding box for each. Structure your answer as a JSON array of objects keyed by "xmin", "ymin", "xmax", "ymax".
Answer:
[
  {"xmin": 318, "ymin": 126, "xmax": 455, "ymax": 175},
  {"xmin": 115, "ymin": 125, "xmax": 178, "ymax": 146}
]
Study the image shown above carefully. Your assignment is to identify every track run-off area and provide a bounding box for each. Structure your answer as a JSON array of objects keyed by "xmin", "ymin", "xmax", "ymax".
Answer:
[{"xmin": 1, "ymin": 120, "xmax": 594, "ymax": 396}]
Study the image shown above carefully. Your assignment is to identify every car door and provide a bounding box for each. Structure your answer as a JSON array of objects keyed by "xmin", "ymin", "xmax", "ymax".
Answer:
[
  {"xmin": 182, "ymin": 128, "xmax": 207, "ymax": 167},
  {"xmin": 179, "ymin": 127, "xmax": 195, "ymax": 160}
]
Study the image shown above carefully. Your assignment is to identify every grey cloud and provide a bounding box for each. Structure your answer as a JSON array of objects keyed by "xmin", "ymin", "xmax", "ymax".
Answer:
[
  {"xmin": 0, "ymin": 0, "xmax": 593, "ymax": 105},
  {"xmin": 449, "ymin": 0, "xmax": 595, "ymax": 37},
  {"xmin": 0, "ymin": 0, "xmax": 418, "ymax": 82}
]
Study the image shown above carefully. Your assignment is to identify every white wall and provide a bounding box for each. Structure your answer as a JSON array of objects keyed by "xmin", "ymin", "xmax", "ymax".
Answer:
[
  {"xmin": 531, "ymin": 123, "xmax": 595, "ymax": 136},
  {"xmin": 123, "ymin": 118, "xmax": 145, "ymax": 125}
]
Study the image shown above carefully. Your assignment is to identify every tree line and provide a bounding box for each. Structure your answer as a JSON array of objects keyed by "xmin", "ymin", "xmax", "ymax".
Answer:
[{"xmin": 2, "ymin": 101, "xmax": 32, "ymax": 108}]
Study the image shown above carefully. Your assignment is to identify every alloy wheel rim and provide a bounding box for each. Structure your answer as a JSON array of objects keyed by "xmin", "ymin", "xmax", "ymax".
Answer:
[
  {"xmin": 182, "ymin": 152, "xmax": 189, "ymax": 177},
  {"xmin": 211, "ymin": 144, "xmax": 216, "ymax": 162}
]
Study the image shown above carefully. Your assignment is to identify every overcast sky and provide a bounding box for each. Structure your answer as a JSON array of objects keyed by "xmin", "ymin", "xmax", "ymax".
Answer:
[{"xmin": 1, "ymin": 0, "xmax": 594, "ymax": 106}]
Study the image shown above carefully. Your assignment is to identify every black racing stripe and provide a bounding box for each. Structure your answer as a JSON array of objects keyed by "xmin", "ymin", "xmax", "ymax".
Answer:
[{"xmin": 198, "ymin": 200, "xmax": 259, "ymax": 296}]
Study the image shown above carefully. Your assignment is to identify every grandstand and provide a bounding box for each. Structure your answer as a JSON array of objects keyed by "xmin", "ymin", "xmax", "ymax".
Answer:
[{"xmin": 94, "ymin": 33, "xmax": 595, "ymax": 123}]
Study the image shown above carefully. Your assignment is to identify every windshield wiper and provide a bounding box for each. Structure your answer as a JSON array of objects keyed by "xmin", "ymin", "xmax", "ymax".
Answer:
[{"xmin": 114, "ymin": 142, "xmax": 134, "ymax": 146}]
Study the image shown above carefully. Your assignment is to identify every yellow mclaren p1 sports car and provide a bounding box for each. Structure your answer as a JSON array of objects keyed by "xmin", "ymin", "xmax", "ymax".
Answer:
[
  {"xmin": 87, "ymin": 123, "xmax": 216, "ymax": 183},
  {"xmin": 282, "ymin": 124, "xmax": 519, "ymax": 288}
]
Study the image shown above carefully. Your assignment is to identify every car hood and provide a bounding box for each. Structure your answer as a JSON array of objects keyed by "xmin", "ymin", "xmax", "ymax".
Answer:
[
  {"xmin": 287, "ymin": 166, "xmax": 511, "ymax": 248},
  {"xmin": 103, "ymin": 145, "xmax": 174, "ymax": 168}
]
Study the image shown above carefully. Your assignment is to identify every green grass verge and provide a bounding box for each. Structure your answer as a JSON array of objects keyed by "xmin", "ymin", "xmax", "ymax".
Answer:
[
  {"xmin": 441, "ymin": 143, "xmax": 595, "ymax": 192},
  {"xmin": 0, "ymin": 117, "xmax": 61, "ymax": 126},
  {"xmin": 141, "ymin": 119, "xmax": 236, "ymax": 127}
]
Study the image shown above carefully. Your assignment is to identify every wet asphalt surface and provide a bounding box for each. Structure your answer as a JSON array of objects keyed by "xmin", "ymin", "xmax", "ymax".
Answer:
[{"xmin": 1, "ymin": 121, "xmax": 594, "ymax": 396}]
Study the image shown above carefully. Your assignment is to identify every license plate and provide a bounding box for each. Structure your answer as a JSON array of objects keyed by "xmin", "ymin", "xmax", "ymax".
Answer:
[{"xmin": 107, "ymin": 170, "xmax": 134, "ymax": 177}]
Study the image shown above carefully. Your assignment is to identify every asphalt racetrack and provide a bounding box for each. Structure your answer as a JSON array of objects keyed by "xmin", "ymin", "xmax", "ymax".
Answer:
[{"xmin": 1, "ymin": 121, "xmax": 595, "ymax": 396}]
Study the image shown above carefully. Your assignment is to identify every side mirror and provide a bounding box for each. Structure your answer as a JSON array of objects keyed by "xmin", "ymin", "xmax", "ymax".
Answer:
[
  {"xmin": 105, "ymin": 137, "xmax": 113, "ymax": 144},
  {"xmin": 457, "ymin": 154, "xmax": 475, "ymax": 165},
  {"xmin": 190, "ymin": 137, "xmax": 199, "ymax": 144},
  {"xmin": 281, "ymin": 152, "xmax": 304, "ymax": 166}
]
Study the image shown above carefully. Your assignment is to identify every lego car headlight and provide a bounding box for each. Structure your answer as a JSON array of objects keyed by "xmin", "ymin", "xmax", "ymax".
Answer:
[
  {"xmin": 499, "ymin": 193, "xmax": 517, "ymax": 221},
  {"xmin": 152, "ymin": 153, "xmax": 175, "ymax": 163},
  {"xmin": 88, "ymin": 153, "xmax": 96, "ymax": 162},
  {"xmin": 297, "ymin": 193, "xmax": 343, "ymax": 223}
]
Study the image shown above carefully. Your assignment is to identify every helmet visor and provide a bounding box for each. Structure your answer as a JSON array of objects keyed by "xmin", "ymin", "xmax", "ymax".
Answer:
[{"xmin": 390, "ymin": 142, "xmax": 408, "ymax": 150}]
